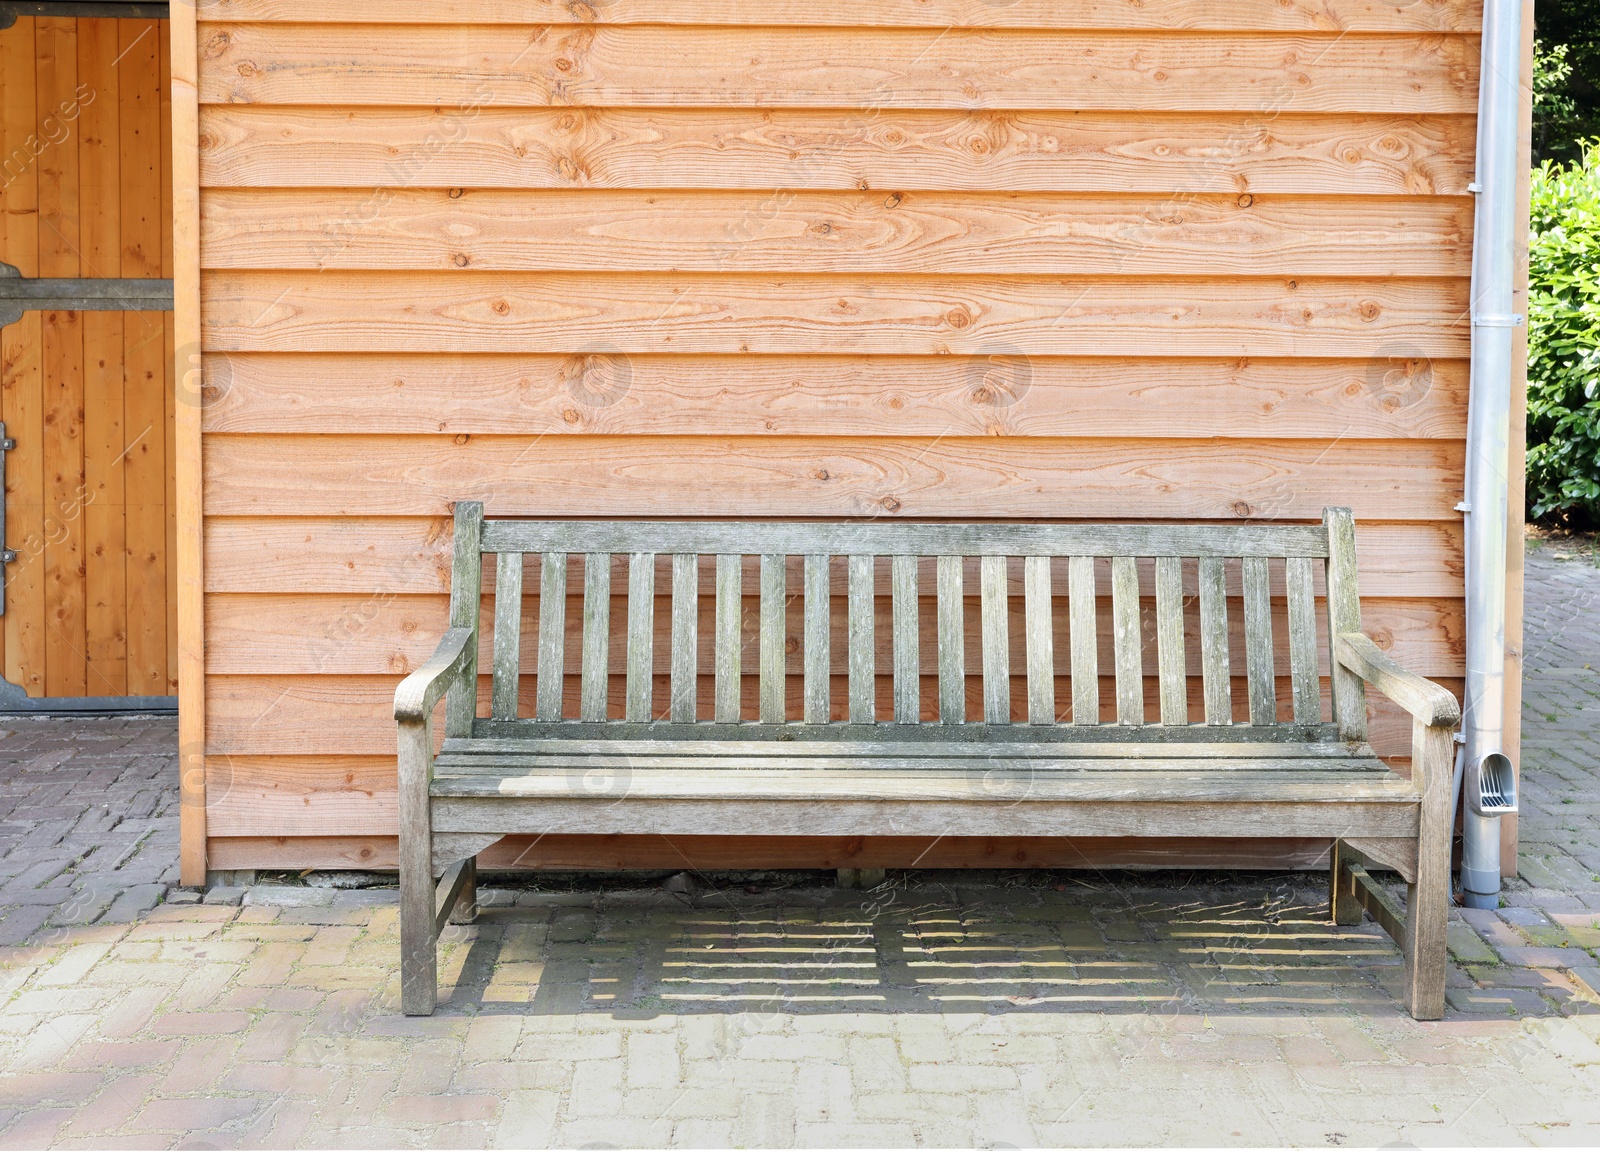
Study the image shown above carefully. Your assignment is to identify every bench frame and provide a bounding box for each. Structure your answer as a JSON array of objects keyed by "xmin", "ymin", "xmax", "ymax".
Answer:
[{"xmin": 396, "ymin": 505, "xmax": 1459, "ymax": 1019}]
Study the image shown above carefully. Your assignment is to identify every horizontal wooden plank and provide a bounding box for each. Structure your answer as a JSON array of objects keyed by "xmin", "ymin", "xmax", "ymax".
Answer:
[
  {"xmin": 197, "ymin": 0, "xmax": 1481, "ymax": 32},
  {"xmin": 202, "ymin": 353, "xmax": 1469, "ymax": 440},
  {"xmin": 205, "ymin": 755, "xmax": 397, "ymax": 837},
  {"xmin": 475, "ymin": 521, "xmax": 1333, "ymax": 558},
  {"xmin": 430, "ymin": 767, "xmax": 1413, "ymax": 803},
  {"xmin": 197, "ymin": 26, "xmax": 1477, "ymax": 113},
  {"xmin": 202, "ymin": 831, "xmax": 1339, "ymax": 872},
  {"xmin": 200, "ymin": 189, "xmax": 1472, "ymax": 277},
  {"xmin": 202, "ymin": 590, "xmax": 1461, "ymax": 678},
  {"xmin": 197, "ymin": 107, "xmax": 1476, "ymax": 196},
  {"xmin": 205, "ymin": 672, "xmax": 1460, "ymax": 759},
  {"xmin": 200, "ymin": 272, "xmax": 1469, "ymax": 357},
  {"xmin": 203, "ymin": 518, "xmax": 1464, "ymax": 598},
  {"xmin": 200, "ymin": 435, "xmax": 1465, "ymax": 520}
]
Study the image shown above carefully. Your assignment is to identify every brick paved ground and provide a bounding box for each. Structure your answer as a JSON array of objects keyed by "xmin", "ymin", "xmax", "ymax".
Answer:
[{"xmin": 0, "ymin": 540, "xmax": 1597, "ymax": 1148}]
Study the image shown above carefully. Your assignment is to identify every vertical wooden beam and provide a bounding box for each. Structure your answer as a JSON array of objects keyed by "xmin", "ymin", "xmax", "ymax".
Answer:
[
  {"xmin": 121, "ymin": 19, "xmax": 166, "ymax": 698},
  {"xmin": 891, "ymin": 555, "xmax": 918, "ymax": 723},
  {"xmin": 979, "ymin": 554, "xmax": 1009, "ymax": 724},
  {"xmin": 1, "ymin": 18, "xmax": 44, "ymax": 696},
  {"xmin": 38, "ymin": 17, "xmax": 87, "ymax": 698},
  {"xmin": 160, "ymin": 20, "xmax": 176, "ymax": 698},
  {"xmin": 714, "ymin": 554, "xmax": 742, "ymax": 723},
  {"xmin": 847, "ymin": 554, "xmax": 874, "ymax": 724},
  {"xmin": 579, "ymin": 552, "xmax": 611, "ymax": 722},
  {"xmin": 1110, "ymin": 556, "xmax": 1142, "ymax": 725},
  {"xmin": 758, "ymin": 554, "xmax": 785, "ymax": 723},
  {"xmin": 1067, "ymin": 556, "xmax": 1098, "ymax": 725},
  {"xmin": 490, "ymin": 552, "xmax": 522, "ymax": 720},
  {"xmin": 1198, "ymin": 558, "xmax": 1231, "ymax": 725},
  {"xmin": 1154, "ymin": 556, "xmax": 1186, "ymax": 726},
  {"xmin": 624, "ymin": 551, "xmax": 654, "ymax": 721},
  {"xmin": 802, "ymin": 554, "xmax": 829, "ymax": 724},
  {"xmin": 1023, "ymin": 555, "xmax": 1053, "ymax": 725},
  {"xmin": 534, "ymin": 552, "xmax": 566, "ymax": 720},
  {"xmin": 669, "ymin": 553, "xmax": 697, "ymax": 722},
  {"xmin": 171, "ymin": 0, "xmax": 206, "ymax": 883},
  {"xmin": 1324, "ymin": 508, "xmax": 1367, "ymax": 741},
  {"xmin": 80, "ymin": 19, "xmax": 126, "ymax": 696},
  {"xmin": 1241, "ymin": 556, "xmax": 1276, "ymax": 726}
]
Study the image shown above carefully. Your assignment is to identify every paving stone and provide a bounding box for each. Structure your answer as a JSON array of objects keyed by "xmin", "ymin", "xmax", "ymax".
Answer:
[{"xmin": 0, "ymin": 548, "xmax": 1597, "ymax": 1146}]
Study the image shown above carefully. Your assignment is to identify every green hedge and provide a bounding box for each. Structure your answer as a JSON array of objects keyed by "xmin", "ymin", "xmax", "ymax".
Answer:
[{"xmin": 1528, "ymin": 141, "xmax": 1600, "ymax": 527}]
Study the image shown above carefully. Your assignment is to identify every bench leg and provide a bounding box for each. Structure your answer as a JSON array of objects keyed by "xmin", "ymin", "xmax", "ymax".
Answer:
[
  {"xmin": 448, "ymin": 858, "xmax": 479, "ymax": 925},
  {"xmin": 398, "ymin": 717, "xmax": 437, "ymax": 1016},
  {"xmin": 1403, "ymin": 720, "xmax": 1453, "ymax": 1021},
  {"xmin": 1329, "ymin": 840, "xmax": 1364, "ymax": 926}
]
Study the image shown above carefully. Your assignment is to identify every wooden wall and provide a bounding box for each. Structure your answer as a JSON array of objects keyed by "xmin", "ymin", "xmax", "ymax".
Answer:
[
  {"xmin": 187, "ymin": 0, "xmax": 1485, "ymax": 871},
  {"xmin": 1, "ymin": 16, "xmax": 176, "ymax": 699}
]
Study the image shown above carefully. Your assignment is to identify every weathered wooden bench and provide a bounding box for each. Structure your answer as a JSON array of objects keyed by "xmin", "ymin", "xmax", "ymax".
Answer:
[{"xmin": 395, "ymin": 504, "xmax": 1458, "ymax": 1018}]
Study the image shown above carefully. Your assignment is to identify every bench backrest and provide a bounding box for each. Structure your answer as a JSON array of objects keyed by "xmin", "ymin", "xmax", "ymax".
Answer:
[{"xmin": 443, "ymin": 506, "xmax": 1367, "ymax": 742}]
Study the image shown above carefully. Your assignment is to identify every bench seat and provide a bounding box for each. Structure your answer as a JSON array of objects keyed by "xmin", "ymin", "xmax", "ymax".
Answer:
[{"xmin": 396, "ymin": 505, "xmax": 1459, "ymax": 1020}]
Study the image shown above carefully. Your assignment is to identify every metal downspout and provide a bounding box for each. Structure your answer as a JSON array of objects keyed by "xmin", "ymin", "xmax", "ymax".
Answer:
[{"xmin": 1460, "ymin": 0, "xmax": 1526, "ymax": 909}]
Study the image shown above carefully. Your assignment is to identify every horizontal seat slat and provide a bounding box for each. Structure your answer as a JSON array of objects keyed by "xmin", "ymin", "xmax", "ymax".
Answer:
[
  {"xmin": 479, "ymin": 520, "xmax": 1331, "ymax": 559},
  {"xmin": 429, "ymin": 767, "xmax": 1416, "ymax": 803},
  {"xmin": 444, "ymin": 733, "xmax": 1368, "ymax": 758},
  {"xmin": 431, "ymin": 796, "xmax": 1419, "ymax": 841}
]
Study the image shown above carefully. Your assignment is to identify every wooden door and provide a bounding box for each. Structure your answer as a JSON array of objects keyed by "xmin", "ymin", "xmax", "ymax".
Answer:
[{"xmin": 0, "ymin": 14, "xmax": 176, "ymax": 700}]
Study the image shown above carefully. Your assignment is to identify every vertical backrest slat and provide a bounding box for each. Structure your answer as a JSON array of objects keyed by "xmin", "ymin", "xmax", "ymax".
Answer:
[
  {"xmin": 980, "ymin": 555, "xmax": 1011, "ymax": 724},
  {"xmin": 625, "ymin": 552, "xmax": 655, "ymax": 721},
  {"xmin": 1154, "ymin": 556, "xmax": 1186, "ymax": 726},
  {"xmin": 892, "ymin": 555, "xmax": 919, "ymax": 723},
  {"xmin": 535, "ymin": 551, "xmax": 567, "ymax": 721},
  {"xmin": 1242, "ymin": 556, "xmax": 1276, "ymax": 725},
  {"xmin": 1324, "ymin": 507, "xmax": 1367, "ymax": 740},
  {"xmin": 445, "ymin": 501, "xmax": 484, "ymax": 738},
  {"xmin": 1023, "ymin": 555, "xmax": 1055, "ymax": 725},
  {"xmin": 714, "ymin": 554, "xmax": 742, "ymax": 723},
  {"xmin": 1111, "ymin": 556, "xmax": 1143, "ymax": 725},
  {"xmin": 670, "ymin": 554, "xmax": 698, "ymax": 723},
  {"xmin": 580, "ymin": 553, "xmax": 611, "ymax": 722},
  {"xmin": 803, "ymin": 555, "xmax": 831, "ymax": 724},
  {"xmin": 847, "ymin": 555, "xmax": 875, "ymax": 724},
  {"xmin": 936, "ymin": 555, "xmax": 965, "ymax": 724},
  {"xmin": 1285, "ymin": 555, "xmax": 1320, "ymax": 725},
  {"xmin": 1068, "ymin": 556, "xmax": 1099, "ymax": 725},
  {"xmin": 759, "ymin": 554, "xmax": 787, "ymax": 723},
  {"xmin": 491, "ymin": 552, "xmax": 523, "ymax": 720},
  {"xmin": 1198, "ymin": 557, "xmax": 1232, "ymax": 725}
]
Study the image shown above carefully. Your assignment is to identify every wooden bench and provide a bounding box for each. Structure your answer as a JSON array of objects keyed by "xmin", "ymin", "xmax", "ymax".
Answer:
[{"xmin": 395, "ymin": 504, "xmax": 1458, "ymax": 1018}]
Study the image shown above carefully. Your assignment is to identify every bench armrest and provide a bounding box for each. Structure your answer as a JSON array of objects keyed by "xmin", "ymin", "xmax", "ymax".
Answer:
[
  {"xmin": 1334, "ymin": 632, "xmax": 1460, "ymax": 728},
  {"xmin": 394, "ymin": 627, "xmax": 476, "ymax": 724}
]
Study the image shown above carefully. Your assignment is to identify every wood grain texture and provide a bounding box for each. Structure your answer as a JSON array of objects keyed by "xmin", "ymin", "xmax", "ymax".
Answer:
[
  {"xmin": 198, "ymin": 107, "xmax": 1476, "ymax": 196},
  {"xmin": 197, "ymin": 0, "xmax": 1481, "ymax": 32},
  {"xmin": 187, "ymin": 0, "xmax": 1487, "ymax": 875},
  {"xmin": 200, "ymin": 189, "xmax": 1472, "ymax": 277},
  {"xmin": 203, "ymin": 518, "xmax": 1465, "ymax": 599},
  {"xmin": 200, "ymin": 271, "xmax": 1469, "ymax": 358},
  {"xmin": 203, "ymin": 353, "xmax": 1469, "ymax": 441},
  {"xmin": 196, "ymin": 25, "xmax": 1477, "ymax": 113},
  {"xmin": 201, "ymin": 435, "xmax": 1466, "ymax": 522}
]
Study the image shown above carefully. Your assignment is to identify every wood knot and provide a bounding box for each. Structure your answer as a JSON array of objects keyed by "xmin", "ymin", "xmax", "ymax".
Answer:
[
  {"xmin": 881, "ymin": 495, "xmax": 902, "ymax": 513},
  {"xmin": 492, "ymin": 300, "xmax": 511, "ymax": 316},
  {"xmin": 1233, "ymin": 501, "xmax": 1252, "ymax": 517},
  {"xmin": 1236, "ymin": 193, "xmax": 1254, "ymax": 208}
]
